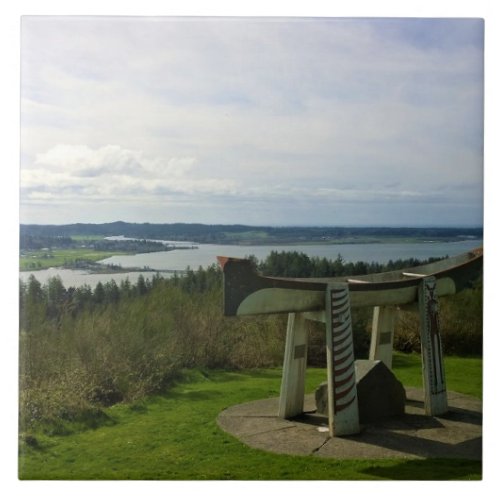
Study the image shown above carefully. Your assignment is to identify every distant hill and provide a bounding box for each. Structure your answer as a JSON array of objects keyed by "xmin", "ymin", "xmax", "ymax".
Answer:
[{"xmin": 19, "ymin": 222, "xmax": 484, "ymax": 245}]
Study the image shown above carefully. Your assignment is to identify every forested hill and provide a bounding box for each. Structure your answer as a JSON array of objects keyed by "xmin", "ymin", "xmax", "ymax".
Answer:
[{"xmin": 20, "ymin": 222, "xmax": 483, "ymax": 245}]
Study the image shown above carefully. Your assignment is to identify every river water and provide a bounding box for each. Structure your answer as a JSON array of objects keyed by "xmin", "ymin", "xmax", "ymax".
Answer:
[{"xmin": 19, "ymin": 239, "xmax": 482, "ymax": 288}]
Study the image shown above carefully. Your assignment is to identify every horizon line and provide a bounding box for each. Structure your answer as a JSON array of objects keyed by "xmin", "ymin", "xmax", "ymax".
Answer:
[{"xmin": 19, "ymin": 221, "xmax": 484, "ymax": 229}]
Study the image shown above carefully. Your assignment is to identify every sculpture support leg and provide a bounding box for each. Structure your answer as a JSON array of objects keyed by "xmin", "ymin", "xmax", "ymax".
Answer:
[
  {"xmin": 325, "ymin": 284, "xmax": 360, "ymax": 437},
  {"xmin": 419, "ymin": 277, "xmax": 448, "ymax": 415},
  {"xmin": 279, "ymin": 312, "xmax": 308, "ymax": 418},
  {"xmin": 369, "ymin": 306, "xmax": 396, "ymax": 369}
]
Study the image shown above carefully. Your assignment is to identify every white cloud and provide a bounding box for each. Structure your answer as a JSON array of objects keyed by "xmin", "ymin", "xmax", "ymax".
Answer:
[
  {"xmin": 19, "ymin": 17, "xmax": 484, "ymax": 225},
  {"xmin": 23, "ymin": 143, "xmax": 238, "ymax": 205}
]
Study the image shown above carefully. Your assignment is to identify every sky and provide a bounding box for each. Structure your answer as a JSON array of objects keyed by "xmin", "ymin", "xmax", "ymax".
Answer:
[{"xmin": 20, "ymin": 16, "xmax": 484, "ymax": 227}]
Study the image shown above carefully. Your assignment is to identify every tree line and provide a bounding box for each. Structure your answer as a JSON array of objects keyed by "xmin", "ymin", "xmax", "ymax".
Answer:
[
  {"xmin": 20, "ymin": 234, "xmax": 174, "ymax": 253},
  {"xmin": 257, "ymin": 250, "xmax": 442, "ymax": 278}
]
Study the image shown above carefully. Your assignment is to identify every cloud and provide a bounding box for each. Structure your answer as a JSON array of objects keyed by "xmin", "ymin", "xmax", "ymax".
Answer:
[
  {"xmin": 20, "ymin": 17, "xmax": 484, "ymax": 225},
  {"xmin": 35, "ymin": 144, "xmax": 141, "ymax": 176},
  {"xmin": 23, "ymin": 143, "xmax": 238, "ymax": 205}
]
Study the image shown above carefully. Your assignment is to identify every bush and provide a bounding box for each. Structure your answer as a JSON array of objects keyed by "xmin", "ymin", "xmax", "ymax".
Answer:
[
  {"xmin": 393, "ymin": 285, "xmax": 483, "ymax": 355},
  {"xmin": 19, "ymin": 371, "xmax": 114, "ymax": 435},
  {"xmin": 19, "ymin": 271, "xmax": 288, "ymax": 434}
]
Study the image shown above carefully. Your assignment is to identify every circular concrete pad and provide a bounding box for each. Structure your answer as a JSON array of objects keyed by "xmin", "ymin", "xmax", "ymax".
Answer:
[{"xmin": 217, "ymin": 388, "xmax": 482, "ymax": 460}]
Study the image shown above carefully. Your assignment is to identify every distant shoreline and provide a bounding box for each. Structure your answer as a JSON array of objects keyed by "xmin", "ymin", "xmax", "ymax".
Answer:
[
  {"xmin": 19, "ymin": 237, "xmax": 482, "ymax": 273},
  {"xmin": 20, "ymin": 222, "xmax": 483, "ymax": 247},
  {"xmin": 20, "ymin": 222, "xmax": 482, "ymax": 273}
]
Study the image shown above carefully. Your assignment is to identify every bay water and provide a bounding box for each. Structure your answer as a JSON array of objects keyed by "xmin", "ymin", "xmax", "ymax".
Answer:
[{"xmin": 19, "ymin": 239, "xmax": 482, "ymax": 288}]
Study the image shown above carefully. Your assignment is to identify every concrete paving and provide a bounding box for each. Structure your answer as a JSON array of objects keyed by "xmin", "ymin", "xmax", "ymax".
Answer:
[{"xmin": 216, "ymin": 388, "xmax": 482, "ymax": 460}]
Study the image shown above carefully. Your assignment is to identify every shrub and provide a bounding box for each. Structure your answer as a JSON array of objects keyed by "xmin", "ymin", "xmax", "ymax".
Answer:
[{"xmin": 393, "ymin": 285, "xmax": 483, "ymax": 356}]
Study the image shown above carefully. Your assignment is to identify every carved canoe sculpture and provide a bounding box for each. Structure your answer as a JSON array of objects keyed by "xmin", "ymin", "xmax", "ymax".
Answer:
[
  {"xmin": 217, "ymin": 248, "xmax": 483, "ymax": 438},
  {"xmin": 217, "ymin": 247, "xmax": 483, "ymax": 316}
]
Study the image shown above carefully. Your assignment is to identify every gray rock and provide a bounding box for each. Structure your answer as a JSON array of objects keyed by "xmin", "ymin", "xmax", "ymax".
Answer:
[
  {"xmin": 315, "ymin": 360, "xmax": 406, "ymax": 423},
  {"xmin": 315, "ymin": 381, "xmax": 329, "ymax": 416}
]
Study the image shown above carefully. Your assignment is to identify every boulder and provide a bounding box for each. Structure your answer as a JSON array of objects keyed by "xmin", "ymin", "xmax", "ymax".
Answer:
[{"xmin": 315, "ymin": 360, "xmax": 406, "ymax": 423}]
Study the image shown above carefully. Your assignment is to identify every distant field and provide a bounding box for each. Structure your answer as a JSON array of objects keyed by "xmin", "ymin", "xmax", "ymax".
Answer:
[
  {"xmin": 221, "ymin": 231, "xmax": 471, "ymax": 245},
  {"xmin": 19, "ymin": 248, "xmax": 126, "ymax": 271},
  {"xmin": 69, "ymin": 234, "xmax": 106, "ymax": 242},
  {"xmin": 222, "ymin": 230, "xmax": 270, "ymax": 243}
]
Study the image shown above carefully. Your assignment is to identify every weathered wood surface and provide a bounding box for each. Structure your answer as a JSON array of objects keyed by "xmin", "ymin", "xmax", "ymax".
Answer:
[
  {"xmin": 369, "ymin": 306, "xmax": 396, "ymax": 369},
  {"xmin": 419, "ymin": 277, "xmax": 448, "ymax": 415},
  {"xmin": 278, "ymin": 313, "xmax": 308, "ymax": 418},
  {"xmin": 217, "ymin": 248, "xmax": 482, "ymax": 316}
]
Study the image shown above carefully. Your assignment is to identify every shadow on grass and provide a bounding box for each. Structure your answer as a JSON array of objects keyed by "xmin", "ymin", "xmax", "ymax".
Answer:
[
  {"xmin": 392, "ymin": 354, "xmax": 420, "ymax": 370},
  {"xmin": 361, "ymin": 457, "xmax": 481, "ymax": 480},
  {"xmin": 128, "ymin": 402, "xmax": 148, "ymax": 414},
  {"xmin": 19, "ymin": 434, "xmax": 48, "ymax": 453},
  {"xmin": 36, "ymin": 408, "xmax": 118, "ymax": 437}
]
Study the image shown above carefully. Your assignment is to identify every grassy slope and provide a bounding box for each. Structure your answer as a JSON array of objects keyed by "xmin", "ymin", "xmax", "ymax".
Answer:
[{"xmin": 18, "ymin": 353, "xmax": 482, "ymax": 480}]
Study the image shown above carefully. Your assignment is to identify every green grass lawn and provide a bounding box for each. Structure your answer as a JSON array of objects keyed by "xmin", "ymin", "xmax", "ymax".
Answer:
[
  {"xmin": 392, "ymin": 354, "xmax": 482, "ymax": 399},
  {"xmin": 18, "ymin": 353, "xmax": 482, "ymax": 480}
]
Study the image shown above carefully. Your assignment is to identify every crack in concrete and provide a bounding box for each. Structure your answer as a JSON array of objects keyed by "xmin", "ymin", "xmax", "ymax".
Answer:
[{"xmin": 311, "ymin": 436, "xmax": 331, "ymax": 455}]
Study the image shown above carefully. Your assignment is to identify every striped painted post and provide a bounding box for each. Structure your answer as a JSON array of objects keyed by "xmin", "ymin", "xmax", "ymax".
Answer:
[
  {"xmin": 325, "ymin": 283, "xmax": 360, "ymax": 436},
  {"xmin": 419, "ymin": 277, "xmax": 448, "ymax": 415}
]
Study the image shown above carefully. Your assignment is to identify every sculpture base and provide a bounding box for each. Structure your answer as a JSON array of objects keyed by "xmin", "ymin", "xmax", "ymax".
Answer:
[{"xmin": 217, "ymin": 388, "xmax": 481, "ymax": 460}]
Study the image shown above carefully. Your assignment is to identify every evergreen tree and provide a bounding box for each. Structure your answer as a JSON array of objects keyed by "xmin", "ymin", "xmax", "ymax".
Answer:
[
  {"xmin": 104, "ymin": 280, "xmax": 120, "ymax": 303},
  {"xmin": 136, "ymin": 275, "xmax": 148, "ymax": 296},
  {"xmin": 94, "ymin": 282, "xmax": 105, "ymax": 304},
  {"xmin": 120, "ymin": 277, "xmax": 132, "ymax": 298}
]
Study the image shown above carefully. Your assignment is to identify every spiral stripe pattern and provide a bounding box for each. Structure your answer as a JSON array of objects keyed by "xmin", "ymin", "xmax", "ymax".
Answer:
[{"xmin": 329, "ymin": 286, "xmax": 357, "ymax": 413}]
